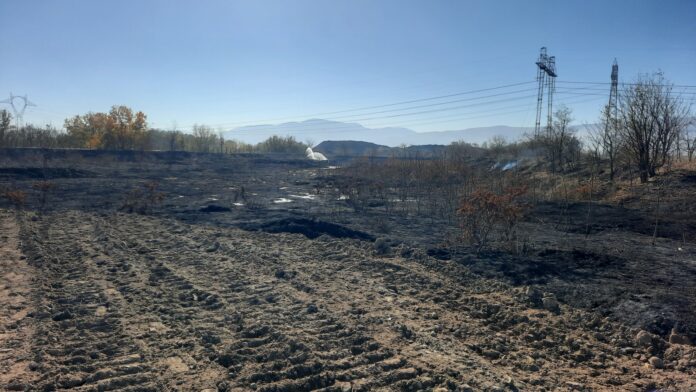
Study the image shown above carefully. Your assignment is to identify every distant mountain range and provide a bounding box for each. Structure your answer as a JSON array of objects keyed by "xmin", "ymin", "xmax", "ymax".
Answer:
[{"xmin": 223, "ymin": 119, "xmax": 531, "ymax": 147}]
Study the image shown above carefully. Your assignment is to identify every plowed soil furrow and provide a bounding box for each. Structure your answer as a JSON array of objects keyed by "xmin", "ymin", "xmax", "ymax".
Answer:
[
  {"xmin": 19, "ymin": 214, "xmax": 161, "ymax": 391},
  {"xmin": 91, "ymin": 214, "xmax": 428, "ymax": 391},
  {"xmin": 0, "ymin": 211, "xmax": 38, "ymax": 390},
  {"xmin": 5, "ymin": 208, "xmax": 695, "ymax": 391}
]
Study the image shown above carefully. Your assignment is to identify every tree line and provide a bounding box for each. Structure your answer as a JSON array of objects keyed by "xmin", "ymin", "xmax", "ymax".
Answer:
[{"xmin": 0, "ymin": 106, "xmax": 308, "ymax": 154}]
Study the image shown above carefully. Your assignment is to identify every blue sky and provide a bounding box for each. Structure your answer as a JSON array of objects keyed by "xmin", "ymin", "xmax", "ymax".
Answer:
[{"xmin": 1, "ymin": 0, "xmax": 694, "ymax": 134}]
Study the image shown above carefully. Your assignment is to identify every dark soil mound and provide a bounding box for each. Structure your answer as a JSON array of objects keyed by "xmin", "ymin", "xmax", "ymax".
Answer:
[
  {"xmin": 426, "ymin": 248, "xmax": 451, "ymax": 260},
  {"xmin": 199, "ymin": 204, "xmax": 231, "ymax": 213},
  {"xmin": 243, "ymin": 218, "xmax": 374, "ymax": 240}
]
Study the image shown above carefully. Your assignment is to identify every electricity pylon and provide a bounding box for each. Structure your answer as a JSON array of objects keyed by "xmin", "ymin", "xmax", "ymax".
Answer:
[
  {"xmin": 0, "ymin": 93, "xmax": 37, "ymax": 128},
  {"xmin": 534, "ymin": 47, "xmax": 557, "ymax": 137}
]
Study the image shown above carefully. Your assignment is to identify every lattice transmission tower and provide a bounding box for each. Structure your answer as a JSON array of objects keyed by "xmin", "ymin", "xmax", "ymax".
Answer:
[
  {"xmin": 0, "ymin": 93, "xmax": 37, "ymax": 128},
  {"xmin": 534, "ymin": 47, "xmax": 557, "ymax": 137}
]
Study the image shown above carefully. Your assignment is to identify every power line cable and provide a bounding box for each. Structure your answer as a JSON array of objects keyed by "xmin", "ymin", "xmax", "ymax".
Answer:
[
  {"xmin": 322, "ymin": 88, "xmax": 538, "ymax": 121},
  {"xmin": 225, "ymin": 94, "xmax": 606, "ymax": 137},
  {"xmin": 557, "ymin": 80, "xmax": 696, "ymax": 89},
  {"xmin": 151, "ymin": 81, "xmax": 537, "ymax": 129},
  {"xmin": 223, "ymin": 94, "xmax": 539, "ymax": 135},
  {"xmin": 176, "ymin": 82, "xmax": 695, "ymax": 132}
]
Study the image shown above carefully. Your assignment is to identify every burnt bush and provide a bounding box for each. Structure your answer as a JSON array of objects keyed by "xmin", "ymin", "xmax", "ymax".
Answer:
[
  {"xmin": 2, "ymin": 188, "xmax": 27, "ymax": 209},
  {"xmin": 119, "ymin": 181, "xmax": 165, "ymax": 214},
  {"xmin": 457, "ymin": 186, "xmax": 528, "ymax": 252}
]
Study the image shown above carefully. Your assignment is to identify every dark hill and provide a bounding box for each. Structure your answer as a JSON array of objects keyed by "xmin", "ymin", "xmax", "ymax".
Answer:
[{"xmin": 314, "ymin": 141, "xmax": 391, "ymax": 157}]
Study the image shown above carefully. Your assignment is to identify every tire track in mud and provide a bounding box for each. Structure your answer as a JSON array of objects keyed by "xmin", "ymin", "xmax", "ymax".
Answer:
[
  {"xmin": 95, "ymin": 214, "xmax": 440, "ymax": 391},
  {"xmin": 86, "ymin": 215, "xmax": 229, "ymax": 391},
  {"xmin": 89, "ymin": 213, "xmax": 616, "ymax": 390},
  {"xmin": 21, "ymin": 213, "xmax": 161, "ymax": 391},
  {"xmin": 0, "ymin": 211, "xmax": 38, "ymax": 390},
  {"xmin": 127, "ymin": 217, "xmax": 677, "ymax": 391},
  {"xmin": 17, "ymin": 210, "xmax": 696, "ymax": 391}
]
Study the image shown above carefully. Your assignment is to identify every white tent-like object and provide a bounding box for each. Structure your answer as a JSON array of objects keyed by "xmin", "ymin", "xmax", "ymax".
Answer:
[{"xmin": 306, "ymin": 147, "xmax": 327, "ymax": 161}]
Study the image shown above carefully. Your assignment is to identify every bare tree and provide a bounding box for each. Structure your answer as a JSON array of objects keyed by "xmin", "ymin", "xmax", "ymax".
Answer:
[
  {"xmin": 486, "ymin": 135, "xmax": 508, "ymax": 158},
  {"xmin": 618, "ymin": 73, "xmax": 691, "ymax": 183},
  {"xmin": 543, "ymin": 105, "xmax": 576, "ymax": 172},
  {"xmin": 191, "ymin": 124, "xmax": 218, "ymax": 153},
  {"xmin": 589, "ymin": 104, "xmax": 623, "ymax": 180}
]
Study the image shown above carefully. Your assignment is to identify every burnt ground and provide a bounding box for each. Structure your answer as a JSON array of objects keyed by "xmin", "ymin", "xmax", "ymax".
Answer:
[{"xmin": 1, "ymin": 149, "xmax": 695, "ymax": 391}]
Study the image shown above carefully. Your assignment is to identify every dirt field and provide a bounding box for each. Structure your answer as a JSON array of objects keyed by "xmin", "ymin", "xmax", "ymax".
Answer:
[{"xmin": 1, "ymin": 149, "xmax": 695, "ymax": 391}]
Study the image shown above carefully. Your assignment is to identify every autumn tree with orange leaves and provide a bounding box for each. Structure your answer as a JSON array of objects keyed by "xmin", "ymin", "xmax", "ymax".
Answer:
[{"xmin": 64, "ymin": 106, "xmax": 148, "ymax": 150}]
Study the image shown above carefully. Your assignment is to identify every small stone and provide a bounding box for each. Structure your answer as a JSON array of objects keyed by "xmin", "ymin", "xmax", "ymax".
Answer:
[
  {"xmin": 306, "ymin": 304, "xmax": 318, "ymax": 314},
  {"xmin": 206, "ymin": 242, "xmax": 220, "ymax": 252},
  {"xmin": 572, "ymin": 349, "xmax": 593, "ymax": 363},
  {"xmin": 635, "ymin": 330, "xmax": 653, "ymax": 347},
  {"xmin": 525, "ymin": 286, "xmax": 542, "ymax": 306},
  {"xmin": 215, "ymin": 379, "xmax": 229, "ymax": 391},
  {"xmin": 668, "ymin": 329, "xmax": 691, "ymax": 345},
  {"xmin": 425, "ymin": 312, "xmax": 439, "ymax": 320},
  {"xmin": 649, "ymin": 356, "xmax": 663, "ymax": 369},
  {"xmin": 374, "ymin": 238, "xmax": 390, "ymax": 255},
  {"xmin": 95, "ymin": 306, "xmax": 107, "ymax": 316},
  {"xmin": 51, "ymin": 310, "xmax": 73, "ymax": 322},
  {"xmin": 483, "ymin": 349, "xmax": 501, "ymax": 359},
  {"xmin": 541, "ymin": 294, "xmax": 560, "ymax": 313},
  {"xmin": 565, "ymin": 381, "xmax": 584, "ymax": 390}
]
